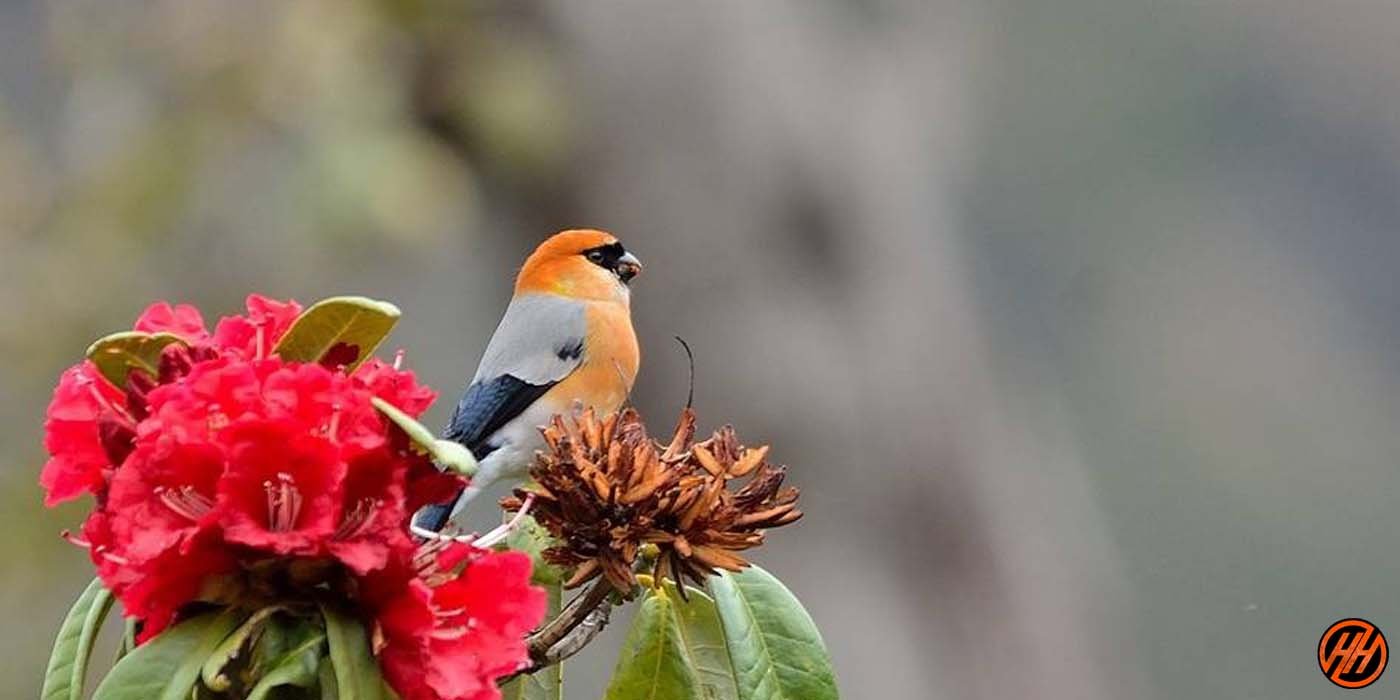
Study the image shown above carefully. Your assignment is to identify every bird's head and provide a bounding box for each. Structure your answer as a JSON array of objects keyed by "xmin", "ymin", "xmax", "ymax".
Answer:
[{"xmin": 515, "ymin": 229, "xmax": 642, "ymax": 302}]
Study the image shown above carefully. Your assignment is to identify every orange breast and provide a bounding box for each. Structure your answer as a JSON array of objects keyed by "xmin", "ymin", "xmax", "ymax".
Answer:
[{"xmin": 546, "ymin": 301, "xmax": 639, "ymax": 413}]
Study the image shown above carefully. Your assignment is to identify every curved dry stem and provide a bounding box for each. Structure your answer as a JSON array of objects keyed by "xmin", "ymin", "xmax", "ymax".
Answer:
[
  {"xmin": 533, "ymin": 578, "xmax": 614, "ymax": 652},
  {"xmin": 504, "ymin": 601, "xmax": 613, "ymax": 682},
  {"xmin": 504, "ymin": 578, "xmax": 616, "ymax": 681},
  {"xmin": 543, "ymin": 604, "xmax": 612, "ymax": 663}
]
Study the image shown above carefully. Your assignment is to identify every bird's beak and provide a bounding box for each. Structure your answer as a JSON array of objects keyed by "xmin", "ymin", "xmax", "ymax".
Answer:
[{"xmin": 616, "ymin": 251, "xmax": 642, "ymax": 283}]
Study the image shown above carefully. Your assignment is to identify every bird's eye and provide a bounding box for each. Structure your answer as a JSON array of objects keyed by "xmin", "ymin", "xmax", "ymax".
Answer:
[{"xmin": 586, "ymin": 251, "xmax": 605, "ymax": 264}]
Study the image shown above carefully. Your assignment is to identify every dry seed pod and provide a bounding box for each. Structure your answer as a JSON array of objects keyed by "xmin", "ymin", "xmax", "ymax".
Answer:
[{"xmin": 502, "ymin": 406, "xmax": 803, "ymax": 593}]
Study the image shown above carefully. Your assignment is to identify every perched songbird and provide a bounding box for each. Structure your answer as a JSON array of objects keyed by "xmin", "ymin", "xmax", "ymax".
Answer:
[{"xmin": 413, "ymin": 230, "xmax": 642, "ymax": 533}]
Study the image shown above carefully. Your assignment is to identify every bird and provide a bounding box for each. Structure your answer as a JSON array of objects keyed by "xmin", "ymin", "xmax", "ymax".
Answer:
[{"xmin": 412, "ymin": 229, "xmax": 642, "ymax": 534}]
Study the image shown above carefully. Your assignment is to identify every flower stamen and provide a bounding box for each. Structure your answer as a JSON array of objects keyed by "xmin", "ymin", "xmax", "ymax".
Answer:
[
  {"xmin": 334, "ymin": 497, "xmax": 380, "ymax": 540},
  {"xmin": 207, "ymin": 409, "xmax": 230, "ymax": 433},
  {"xmin": 411, "ymin": 536, "xmax": 465, "ymax": 582},
  {"xmin": 95, "ymin": 546, "xmax": 129, "ymax": 566},
  {"xmin": 327, "ymin": 402, "xmax": 343, "ymax": 442},
  {"xmin": 77, "ymin": 371, "xmax": 138, "ymax": 428},
  {"xmin": 156, "ymin": 485, "xmax": 214, "ymax": 520},
  {"xmin": 61, "ymin": 530, "xmax": 92, "ymax": 549},
  {"xmin": 254, "ymin": 320, "xmax": 267, "ymax": 360},
  {"xmin": 263, "ymin": 473, "xmax": 303, "ymax": 531},
  {"xmin": 429, "ymin": 626, "xmax": 469, "ymax": 641}
]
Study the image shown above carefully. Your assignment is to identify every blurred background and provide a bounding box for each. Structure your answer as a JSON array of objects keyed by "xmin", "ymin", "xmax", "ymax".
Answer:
[{"xmin": 4, "ymin": 1, "xmax": 1400, "ymax": 698}]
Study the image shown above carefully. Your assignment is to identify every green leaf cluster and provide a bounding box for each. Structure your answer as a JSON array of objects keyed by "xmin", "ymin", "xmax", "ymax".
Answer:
[
  {"xmin": 604, "ymin": 566, "xmax": 839, "ymax": 700},
  {"xmin": 40, "ymin": 579, "xmax": 391, "ymax": 700}
]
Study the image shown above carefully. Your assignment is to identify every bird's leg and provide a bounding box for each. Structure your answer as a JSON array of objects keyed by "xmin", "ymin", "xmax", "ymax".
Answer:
[
  {"xmin": 413, "ymin": 493, "xmax": 537, "ymax": 546},
  {"xmin": 472, "ymin": 493, "xmax": 536, "ymax": 549},
  {"xmin": 409, "ymin": 521, "xmax": 477, "ymax": 543}
]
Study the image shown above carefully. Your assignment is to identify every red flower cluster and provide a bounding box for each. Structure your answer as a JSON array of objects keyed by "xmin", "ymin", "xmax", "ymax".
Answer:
[
  {"xmin": 371, "ymin": 544, "xmax": 545, "ymax": 700},
  {"xmin": 41, "ymin": 297, "xmax": 546, "ymax": 700}
]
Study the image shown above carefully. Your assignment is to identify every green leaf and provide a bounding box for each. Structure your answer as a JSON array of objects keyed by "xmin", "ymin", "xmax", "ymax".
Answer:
[
  {"xmin": 502, "ymin": 512, "xmax": 565, "ymax": 585},
  {"xmin": 200, "ymin": 606, "xmax": 282, "ymax": 692},
  {"xmin": 114, "ymin": 618, "xmax": 137, "ymax": 665},
  {"xmin": 246, "ymin": 626, "xmax": 326, "ymax": 700},
  {"xmin": 317, "ymin": 657, "xmax": 339, "ymax": 700},
  {"xmin": 247, "ymin": 612, "xmax": 318, "ymax": 672},
  {"xmin": 86, "ymin": 331, "xmax": 186, "ymax": 388},
  {"xmin": 41, "ymin": 578, "xmax": 116, "ymax": 700},
  {"xmin": 667, "ymin": 583, "xmax": 740, "ymax": 700},
  {"xmin": 92, "ymin": 609, "xmax": 245, "ymax": 700},
  {"xmin": 273, "ymin": 296, "xmax": 400, "ymax": 371},
  {"xmin": 318, "ymin": 603, "xmax": 390, "ymax": 700},
  {"xmin": 604, "ymin": 586, "xmax": 709, "ymax": 700},
  {"xmin": 706, "ymin": 567, "xmax": 838, "ymax": 700},
  {"xmin": 372, "ymin": 397, "xmax": 478, "ymax": 477}
]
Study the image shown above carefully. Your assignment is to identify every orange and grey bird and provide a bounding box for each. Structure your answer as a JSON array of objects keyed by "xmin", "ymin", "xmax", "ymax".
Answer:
[{"xmin": 413, "ymin": 230, "xmax": 641, "ymax": 534}]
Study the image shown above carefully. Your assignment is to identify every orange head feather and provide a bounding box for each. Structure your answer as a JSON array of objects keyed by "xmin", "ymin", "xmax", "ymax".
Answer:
[{"xmin": 515, "ymin": 229, "xmax": 642, "ymax": 302}]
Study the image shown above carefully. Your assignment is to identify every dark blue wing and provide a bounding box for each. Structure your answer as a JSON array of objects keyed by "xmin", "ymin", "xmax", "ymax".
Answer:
[
  {"xmin": 443, "ymin": 374, "xmax": 556, "ymax": 453},
  {"xmin": 414, "ymin": 375, "xmax": 556, "ymax": 534}
]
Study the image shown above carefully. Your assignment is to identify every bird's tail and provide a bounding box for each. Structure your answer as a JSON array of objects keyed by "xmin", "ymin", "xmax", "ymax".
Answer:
[{"xmin": 410, "ymin": 482, "xmax": 487, "ymax": 536}]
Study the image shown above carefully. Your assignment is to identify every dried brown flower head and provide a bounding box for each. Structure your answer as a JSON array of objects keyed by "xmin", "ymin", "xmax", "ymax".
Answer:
[{"xmin": 501, "ymin": 406, "xmax": 802, "ymax": 594}]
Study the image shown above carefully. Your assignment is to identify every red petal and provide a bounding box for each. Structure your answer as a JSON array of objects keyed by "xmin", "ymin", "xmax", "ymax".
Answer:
[
  {"xmin": 134, "ymin": 301, "xmax": 209, "ymax": 341},
  {"xmin": 216, "ymin": 420, "xmax": 344, "ymax": 555}
]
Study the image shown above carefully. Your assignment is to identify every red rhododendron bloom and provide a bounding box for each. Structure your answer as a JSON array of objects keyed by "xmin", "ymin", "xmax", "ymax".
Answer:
[
  {"xmin": 41, "ymin": 296, "xmax": 545, "ymax": 700},
  {"xmin": 329, "ymin": 448, "xmax": 414, "ymax": 575},
  {"xmin": 104, "ymin": 437, "xmax": 223, "ymax": 566},
  {"xmin": 217, "ymin": 419, "xmax": 346, "ymax": 556},
  {"xmin": 375, "ymin": 549, "xmax": 547, "ymax": 700}
]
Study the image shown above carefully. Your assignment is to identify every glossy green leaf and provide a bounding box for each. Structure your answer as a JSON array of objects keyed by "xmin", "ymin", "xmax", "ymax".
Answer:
[
  {"xmin": 667, "ymin": 582, "xmax": 740, "ymax": 700},
  {"xmin": 273, "ymin": 296, "xmax": 400, "ymax": 371},
  {"xmin": 319, "ymin": 603, "xmax": 390, "ymax": 700},
  {"xmin": 372, "ymin": 397, "xmax": 478, "ymax": 477},
  {"xmin": 246, "ymin": 625, "xmax": 326, "ymax": 700},
  {"xmin": 92, "ymin": 609, "xmax": 244, "ymax": 700},
  {"xmin": 85, "ymin": 331, "xmax": 186, "ymax": 388},
  {"xmin": 200, "ymin": 606, "xmax": 282, "ymax": 692},
  {"xmin": 604, "ymin": 586, "xmax": 709, "ymax": 700},
  {"xmin": 707, "ymin": 567, "xmax": 838, "ymax": 700},
  {"xmin": 41, "ymin": 578, "xmax": 116, "ymax": 700}
]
